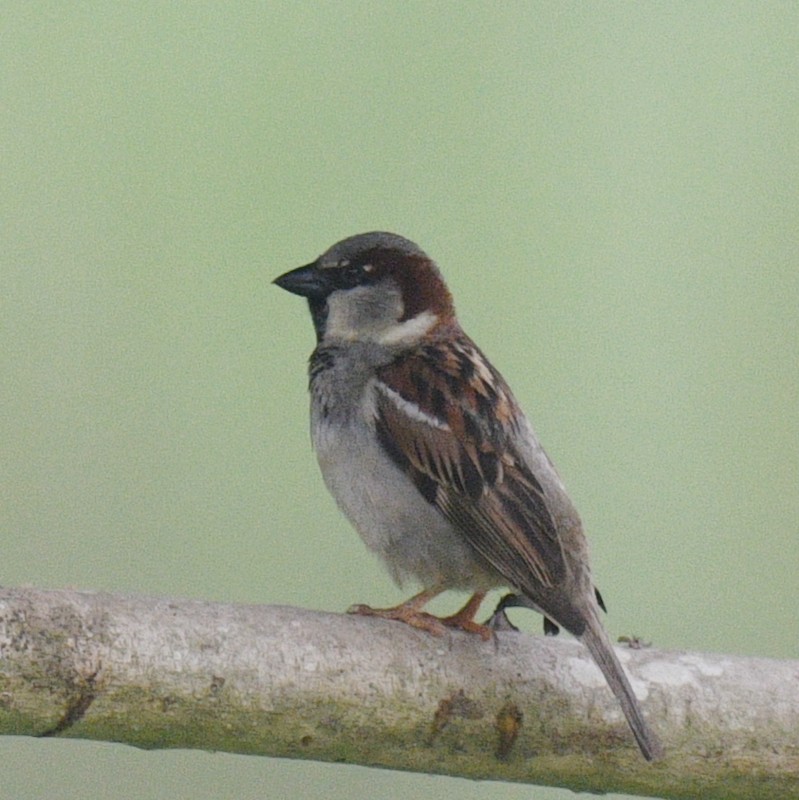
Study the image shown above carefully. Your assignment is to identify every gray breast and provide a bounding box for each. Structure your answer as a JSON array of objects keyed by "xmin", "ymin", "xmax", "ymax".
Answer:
[{"xmin": 308, "ymin": 345, "xmax": 502, "ymax": 592}]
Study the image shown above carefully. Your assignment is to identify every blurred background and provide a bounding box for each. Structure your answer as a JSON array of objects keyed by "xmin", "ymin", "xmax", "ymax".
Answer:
[{"xmin": 2, "ymin": 3, "xmax": 797, "ymax": 799}]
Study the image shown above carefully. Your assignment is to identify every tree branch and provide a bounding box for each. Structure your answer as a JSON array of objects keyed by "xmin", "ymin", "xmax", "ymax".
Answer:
[{"xmin": 0, "ymin": 587, "xmax": 796, "ymax": 799}]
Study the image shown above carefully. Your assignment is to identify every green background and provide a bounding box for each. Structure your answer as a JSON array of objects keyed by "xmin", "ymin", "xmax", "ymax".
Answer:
[{"xmin": 2, "ymin": 3, "xmax": 797, "ymax": 799}]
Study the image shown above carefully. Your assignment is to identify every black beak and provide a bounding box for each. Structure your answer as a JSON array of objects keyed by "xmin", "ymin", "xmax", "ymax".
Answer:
[{"xmin": 273, "ymin": 261, "xmax": 331, "ymax": 300}]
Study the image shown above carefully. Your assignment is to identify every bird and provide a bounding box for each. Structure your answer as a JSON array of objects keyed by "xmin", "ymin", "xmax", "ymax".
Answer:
[{"xmin": 273, "ymin": 231, "xmax": 663, "ymax": 761}]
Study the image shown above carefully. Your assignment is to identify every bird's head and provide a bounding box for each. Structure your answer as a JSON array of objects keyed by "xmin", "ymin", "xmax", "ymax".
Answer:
[{"xmin": 274, "ymin": 232, "xmax": 455, "ymax": 346}]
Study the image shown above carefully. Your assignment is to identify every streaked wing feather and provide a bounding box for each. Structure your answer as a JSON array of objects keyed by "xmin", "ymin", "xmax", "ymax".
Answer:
[{"xmin": 375, "ymin": 339, "xmax": 565, "ymax": 592}]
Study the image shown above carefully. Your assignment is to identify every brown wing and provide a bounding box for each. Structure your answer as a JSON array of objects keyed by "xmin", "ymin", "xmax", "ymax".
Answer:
[{"xmin": 374, "ymin": 335, "xmax": 565, "ymax": 593}]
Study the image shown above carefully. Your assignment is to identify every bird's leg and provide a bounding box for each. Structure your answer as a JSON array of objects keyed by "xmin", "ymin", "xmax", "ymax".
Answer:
[
  {"xmin": 440, "ymin": 591, "xmax": 493, "ymax": 640},
  {"xmin": 347, "ymin": 587, "xmax": 449, "ymax": 636},
  {"xmin": 349, "ymin": 589, "xmax": 493, "ymax": 640}
]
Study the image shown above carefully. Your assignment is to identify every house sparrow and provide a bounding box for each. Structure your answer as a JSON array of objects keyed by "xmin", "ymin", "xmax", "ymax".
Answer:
[{"xmin": 274, "ymin": 232, "xmax": 663, "ymax": 761}]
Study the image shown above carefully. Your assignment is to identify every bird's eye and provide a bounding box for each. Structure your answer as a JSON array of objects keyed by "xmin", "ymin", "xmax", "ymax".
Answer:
[{"xmin": 337, "ymin": 261, "xmax": 373, "ymax": 288}]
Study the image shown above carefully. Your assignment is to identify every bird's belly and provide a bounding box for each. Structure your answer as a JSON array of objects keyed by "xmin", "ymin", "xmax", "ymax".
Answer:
[{"xmin": 312, "ymin": 419, "xmax": 501, "ymax": 591}]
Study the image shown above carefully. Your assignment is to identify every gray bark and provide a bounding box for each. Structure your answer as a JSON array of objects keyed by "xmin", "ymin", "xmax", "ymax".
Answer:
[{"xmin": 0, "ymin": 587, "xmax": 797, "ymax": 799}]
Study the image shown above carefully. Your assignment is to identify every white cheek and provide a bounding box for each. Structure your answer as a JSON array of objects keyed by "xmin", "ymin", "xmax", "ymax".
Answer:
[
  {"xmin": 323, "ymin": 287, "xmax": 402, "ymax": 342},
  {"xmin": 322, "ymin": 286, "xmax": 437, "ymax": 346},
  {"xmin": 375, "ymin": 310, "xmax": 438, "ymax": 346},
  {"xmin": 323, "ymin": 293, "xmax": 361, "ymax": 341}
]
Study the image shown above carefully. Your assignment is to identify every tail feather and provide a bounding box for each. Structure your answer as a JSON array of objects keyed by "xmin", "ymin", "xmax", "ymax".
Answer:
[{"xmin": 579, "ymin": 613, "xmax": 664, "ymax": 761}]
